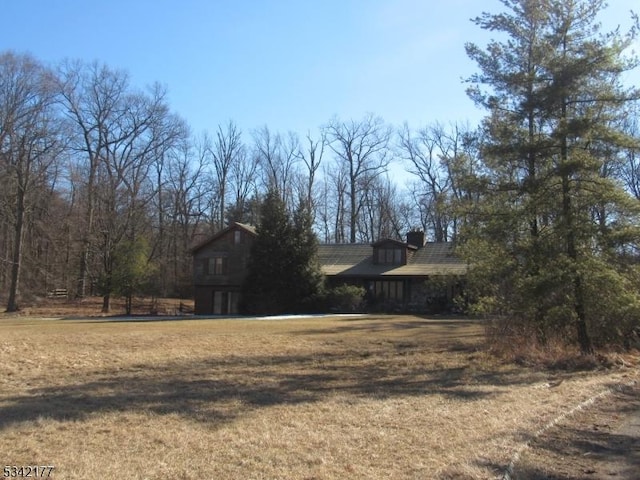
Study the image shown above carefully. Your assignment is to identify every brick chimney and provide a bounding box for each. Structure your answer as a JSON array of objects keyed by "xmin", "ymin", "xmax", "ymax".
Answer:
[{"xmin": 406, "ymin": 229, "xmax": 425, "ymax": 248}]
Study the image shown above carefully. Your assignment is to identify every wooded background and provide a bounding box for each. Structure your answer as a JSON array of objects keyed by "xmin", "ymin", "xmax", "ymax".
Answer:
[{"xmin": 2, "ymin": 0, "xmax": 640, "ymax": 353}]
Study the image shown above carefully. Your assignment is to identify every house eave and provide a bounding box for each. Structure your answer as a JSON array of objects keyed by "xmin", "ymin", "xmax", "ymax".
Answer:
[{"xmin": 190, "ymin": 222, "xmax": 257, "ymax": 253}]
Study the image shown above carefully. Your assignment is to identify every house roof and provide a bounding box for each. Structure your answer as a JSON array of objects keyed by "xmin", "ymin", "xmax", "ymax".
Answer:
[
  {"xmin": 190, "ymin": 222, "xmax": 257, "ymax": 253},
  {"xmin": 235, "ymin": 222, "xmax": 257, "ymax": 235},
  {"xmin": 191, "ymin": 225, "xmax": 466, "ymax": 277},
  {"xmin": 317, "ymin": 242, "xmax": 466, "ymax": 277},
  {"xmin": 371, "ymin": 238, "xmax": 415, "ymax": 249}
]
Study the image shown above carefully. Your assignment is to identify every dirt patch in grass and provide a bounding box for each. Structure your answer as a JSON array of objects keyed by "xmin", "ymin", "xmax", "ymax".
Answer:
[{"xmin": 0, "ymin": 315, "xmax": 637, "ymax": 479}]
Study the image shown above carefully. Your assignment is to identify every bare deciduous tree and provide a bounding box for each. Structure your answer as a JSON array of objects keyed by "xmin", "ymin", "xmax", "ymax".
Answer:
[
  {"xmin": 359, "ymin": 175, "xmax": 405, "ymax": 242},
  {"xmin": 149, "ymin": 110, "xmax": 190, "ymax": 295},
  {"xmin": 324, "ymin": 114, "xmax": 392, "ymax": 243},
  {"xmin": 297, "ymin": 130, "xmax": 325, "ymax": 216},
  {"xmin": 60, "ymin": 61, "xmax": 179, "ymax": 311},
  {"xmin": 162, "ymin": 138, "xmax": 209, "ymax": 296},
  {"xmin": 399, "ymin": 121, "xmax": 481, "ymax": 241},
  {"xmin": 253, "ymin": 126, "xmax": 300, "ymax": 207},
  {"xmin": 0, "ymin": 52, "xmax": 61, "ymax": 311},
  {"xmin": 57, "ymin": 60, "xmax": 130, "ymax": 298},
  {"xmin": 210, "ymin": 120, "xmax": 243, "ymax": 229}
]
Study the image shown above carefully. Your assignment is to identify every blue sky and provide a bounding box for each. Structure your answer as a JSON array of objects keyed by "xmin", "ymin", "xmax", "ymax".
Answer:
[{"xmin": 2, "ymin": 0, "xmax": 639, "ymax": 139}]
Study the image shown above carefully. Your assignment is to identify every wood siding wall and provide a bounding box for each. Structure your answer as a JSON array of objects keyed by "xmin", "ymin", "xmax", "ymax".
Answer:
[{"xmin": 193, "ymin": 227, "xmax": 254, "ymax": 314}]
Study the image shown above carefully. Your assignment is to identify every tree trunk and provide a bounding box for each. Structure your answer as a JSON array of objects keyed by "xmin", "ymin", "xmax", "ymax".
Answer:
[
  {"xmin": 573, "ymin": 273, "xmax": 592, "ymax": 354},
  {"xmin": 102, "ymin": 293, "xmax": 110, "ymax": 313},
  {"xmin": 6, "ymin": 187, "xmax": 25, "ymax": 312},
  {"xmin": 561, "ymin": 143, "xmax": 593, "ymax": 355},
  {"xmin": 349, "ymin": 175, "xmax": 357, "ymax": 243},
  {"xmin": 78, "ymin": 157, "xmax": 96, "ymax": 298},
  {"xmin": 125, "ymin": 293, "xmax": 132, "ymax": 315}
]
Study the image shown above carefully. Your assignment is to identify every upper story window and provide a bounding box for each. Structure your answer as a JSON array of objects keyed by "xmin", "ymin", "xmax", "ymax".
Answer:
[
  {"xmin": 234, "ymin": 230, "xmax": 242, "ymax": 244},
  {"xmin": 376, "ymin": 247, "xmax": 402, "ymax": 265},
  {"xmin": 207, "ymin": 256, "xmax": 226, "ymax": 275}
]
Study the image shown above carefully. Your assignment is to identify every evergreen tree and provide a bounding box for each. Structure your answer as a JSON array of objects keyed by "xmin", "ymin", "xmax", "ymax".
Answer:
[
  {"xmin": 290, "ymin": 200, "xmax": 325, "ymax": 307},
  {"xmin": 463, "ymin": 0, "xmax": 640, "ymax": 352},
  {"xmin": 240, "ymin": 189, "xmax": 322, "ymax": 314},
  {"xmin": 110, "ymin": 237, "xmax": 154, "ymax": 315}
]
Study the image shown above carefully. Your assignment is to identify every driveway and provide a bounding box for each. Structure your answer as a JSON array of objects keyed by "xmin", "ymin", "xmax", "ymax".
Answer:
[{"xmin": 512, "ymin": 377, "xmax": 640, "ymax": 479}]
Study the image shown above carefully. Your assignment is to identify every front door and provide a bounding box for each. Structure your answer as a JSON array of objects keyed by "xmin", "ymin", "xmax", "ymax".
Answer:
[{"xmin": 212, "ymin": 291, "xmax": 229, "ymax": 315}]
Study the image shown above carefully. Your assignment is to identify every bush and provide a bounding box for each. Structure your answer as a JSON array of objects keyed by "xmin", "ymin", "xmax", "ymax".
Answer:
[
  {"xmin": 484, "ymin": 316, "xmax": 612, "ymax": 370},
  {"xmin": 326, "ymin": 284, "xmax": 365, "ymax": 313}
]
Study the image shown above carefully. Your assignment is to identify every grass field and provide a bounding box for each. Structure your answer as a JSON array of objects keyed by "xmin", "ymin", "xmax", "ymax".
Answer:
[{"xmin": 0, "ymin": 313, "xmax": 636, "ymax": 479}]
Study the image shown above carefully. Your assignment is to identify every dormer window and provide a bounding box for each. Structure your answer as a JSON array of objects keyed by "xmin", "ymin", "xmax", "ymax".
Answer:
[{"xmin": 377, "ymin": 247, "xmax": 402, "ymax": 265}]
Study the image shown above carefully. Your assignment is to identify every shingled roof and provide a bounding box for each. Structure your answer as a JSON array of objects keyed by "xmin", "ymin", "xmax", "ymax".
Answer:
[
  {"xmin": 317, "ymin": 242, "xmax": 466, "ymax": 277},
  {"xmin": 190, "ymin": 222, "xmax": 257, "ymax": 253}
]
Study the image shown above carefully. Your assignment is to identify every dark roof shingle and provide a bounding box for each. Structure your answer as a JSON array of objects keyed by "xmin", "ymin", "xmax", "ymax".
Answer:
[{"xmin": 317, "ymin": 242, "xmax": 466, "ymax": 277}]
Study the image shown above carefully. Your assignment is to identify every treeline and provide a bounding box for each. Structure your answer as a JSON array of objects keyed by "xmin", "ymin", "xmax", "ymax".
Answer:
[
  {"xmin": 0, "ymin": 52, "xmax": 479, "ymax": 312},
  {"xmin": 2, "ymin": 0, "xmax": 640, "ymax": 352}
]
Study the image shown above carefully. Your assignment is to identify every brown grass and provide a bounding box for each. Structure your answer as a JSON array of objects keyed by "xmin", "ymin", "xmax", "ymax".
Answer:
[
  {"xmin": 0, "ymin": 313, "xmax": 637, "ymax": 479},
  {"xmin": 512, "ymin": 380, "xmax": 640, "ymax": 479}
]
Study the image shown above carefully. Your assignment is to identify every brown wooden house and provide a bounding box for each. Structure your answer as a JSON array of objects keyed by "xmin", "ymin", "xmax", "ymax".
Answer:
[
  {"xmin": 318, "ymin": 231, "xmax": 466, "ymax": 312},
  {"xmin": 192, "ymin": 222, "xmax": 256, "ymax": 315},
  {"xmin": 192, "ymin": 224, "xmax": 466, "ymax": 315}
]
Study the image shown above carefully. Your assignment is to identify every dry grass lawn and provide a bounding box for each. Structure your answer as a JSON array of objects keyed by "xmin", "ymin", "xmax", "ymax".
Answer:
[{"xmin": 0, "ymin": 312, "xmax": 637, "ymax": 479}]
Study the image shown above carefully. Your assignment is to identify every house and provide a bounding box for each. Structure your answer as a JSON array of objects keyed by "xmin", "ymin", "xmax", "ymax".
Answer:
[
  {"xmin": 192, "ymin": 222, "xmax": 257, "ymax": 315},
  {"xmin": 192, "ymin": 223, "xmax": 466, "ymax": 315},
  {"xmin": 318, "ymin": 230, "xmax": 466, "ymax": 312}
]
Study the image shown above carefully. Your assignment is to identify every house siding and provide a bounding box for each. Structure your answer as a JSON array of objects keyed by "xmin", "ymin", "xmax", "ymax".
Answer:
[
  {"xmin": 192, "ymin": 224, "xmax": 255, "ymax": 315},
  {"xmin": 192, "ymin": 227, "xmax": 466, "ymax": 315},
  {"xmin": 318, "ymin": 241, "xmax": 466, "ymax": 313}
]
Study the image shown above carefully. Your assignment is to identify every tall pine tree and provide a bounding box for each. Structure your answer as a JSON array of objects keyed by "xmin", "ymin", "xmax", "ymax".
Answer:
[
  {"xmin": 290, "ymin": 200, "xmax": 325, "ymax": 307},
  {"xmin": 463, "ymin": 0, "xmax": 640, "ymax": 352},
  {"xmin": 240, "ymin": 189, "xmax": 323, "ymax": 315}
]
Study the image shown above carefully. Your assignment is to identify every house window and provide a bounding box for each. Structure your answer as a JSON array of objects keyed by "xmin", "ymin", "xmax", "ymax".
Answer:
[
  {"xmin": 208, "ymin": 256, "xmax": 226, "ymax": 275},
  {"xmin": 377, "ymin": 248, "xmax": 402, "ymax": 265},
  {"xmin": 234, "ymin": 230, "xmax": 241, "ymax": 244},
  {"xmin": 386, "ymin": 249, "xmax": 394, "ymax": 263},
  {"xmin": 374, "ymin": 281, "xmax": 404, "ymax": 301}
]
